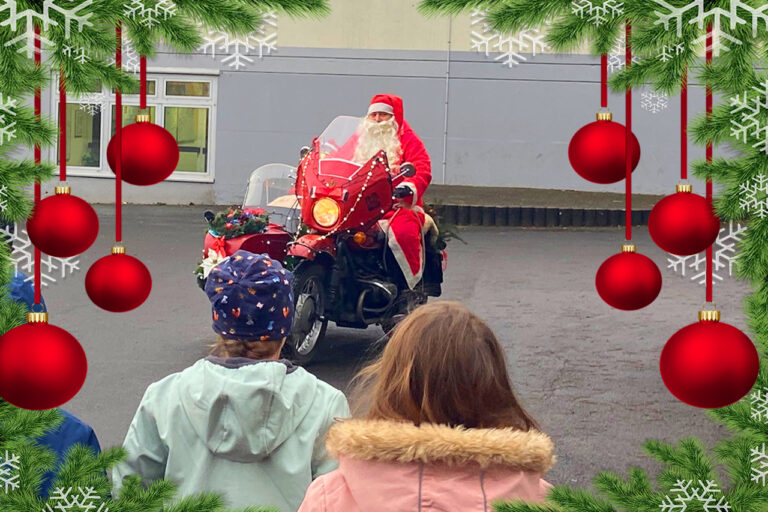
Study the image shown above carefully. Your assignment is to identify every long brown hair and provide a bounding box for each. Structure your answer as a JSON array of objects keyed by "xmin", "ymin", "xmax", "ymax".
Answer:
[
  {"xmin": 208, "ymin": 336, "xmax": 285, "ymax": 360},
  {"xmin": 351, "ymin": 301, "xmax": 540, "ymax": 431}
]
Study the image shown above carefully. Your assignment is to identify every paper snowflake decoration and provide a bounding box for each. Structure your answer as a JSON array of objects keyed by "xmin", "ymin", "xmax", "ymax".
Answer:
[
  {"xmin": 652, "ymin": 0, "xmax": 768, "ymax": 56},
  {"xmin": 730, "ymin": 80, "xmax": 768, "ymax": 153},
  {"xmin": 659, "ymin": 42, "xmax": 685, "ymax": 62},
  {"xmin": 470, "ymin": 9, "xmax": 547, "ymax": 68},
  {"xmin": 750, "ymin": 388, "xmax": 768, "ymax": 423},
  {"xmin": 199, "ymin": 11, "xmax": 277, "ymax": 70},
  {"xmin": 659, "ymin": 480, "xmax": 731, "ymax": 512},
  {"xmin": 607, "ymin": 34, "xmax": 641, "ymax": 72},
  {"xmin": 109, "ymin": 36, "xmax": 140, "ymax": 75},
  {"xmin": 641, "ymin": 91, "xmax": 669, "ymax": 113},
  {"xmin": 62, "ymin": 44, "xmax": 88, "ymax": 64},
  {"xmin": 124, "ymin": 0, "xmax": 176, "ymax": 28},
  {"xmin": 0, "ymin": 92, "xmax": 17, "ymax": 145},
  {"xmin": 739, "ymin": 174, "xmax": 768, "ymax": 218},
  {"xmin": 0, "ymin": 450, "xmax": 20, "ymax": 494},
  {"xmin": 43, "ymin": 487, "xmax": 108, "ymax": 512},
  {"xmin": 666, "ymin": 221, "xmax": 746, "ymax": 285},
  {"xmin": 0, "ymin": 0, "xmax": 94, "ymax": 59},
  {"xmin": 0, "ymin": 223, "xmax": 80, "ymax": 286},
  {"xmin": 571, "ymin": 0, "xmax": 624, "ymax": 26}
]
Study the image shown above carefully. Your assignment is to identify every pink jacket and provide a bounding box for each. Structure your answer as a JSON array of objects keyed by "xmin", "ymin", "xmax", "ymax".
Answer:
[{"xmin": 298, "ymin": 419, "xmax": 556, "ymax": 512}]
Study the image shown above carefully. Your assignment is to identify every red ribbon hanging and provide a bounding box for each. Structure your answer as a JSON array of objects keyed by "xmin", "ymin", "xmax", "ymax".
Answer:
[
  {"xmin": 601, "ymin": 54, "xmax": 608, "ymax": 108},
  {"xmin": 116, "ymin": 24, "xmax": 123, "ymax": 243},
  {"xmin": 140, "ymin": 55, "xmax": 147, "ymax": 110},
  {"xmin": 625, "ymin": 21, "xmax": 632, "ymax": 240},
  {"xmin": 706, "ymin": 24, "xmax": 713, "ymax": 303},
  {"xmin": 681, "ymin": 68, "xmax": 688, "ymax": 180},
  {"xmin": 59, "ymin": 69, "xmax": 66, "ymax": 182},
  {"xmin": 34, "ymin": 24, "xmax": 41, "ymax": 306}
]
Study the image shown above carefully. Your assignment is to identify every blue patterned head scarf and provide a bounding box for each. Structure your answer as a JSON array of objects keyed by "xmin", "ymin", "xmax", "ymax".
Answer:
[{"xmin": 204, "ymin": 251, "xmax": 294, "ymax": 341}]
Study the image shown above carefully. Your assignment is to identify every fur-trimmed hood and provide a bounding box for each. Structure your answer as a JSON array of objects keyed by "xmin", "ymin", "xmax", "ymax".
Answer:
[{"xmin": 326, "ymin": 418, "xmax": 555, "ymax": 473}]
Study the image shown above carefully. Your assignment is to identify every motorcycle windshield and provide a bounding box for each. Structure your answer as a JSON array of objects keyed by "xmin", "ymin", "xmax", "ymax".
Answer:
[
  {"xmin": 318, "ymin": 116, "xmax": 364, "ymax": 173},
  {"xmin": 242, "ymin": 163, "xmax": 299, "ymax": 232}
]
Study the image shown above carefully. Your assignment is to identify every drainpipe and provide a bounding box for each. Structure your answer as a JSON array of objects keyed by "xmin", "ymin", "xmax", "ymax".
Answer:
[{"xmin": 441, "ymin": 16, "xmax": 452, "ymax": 185}]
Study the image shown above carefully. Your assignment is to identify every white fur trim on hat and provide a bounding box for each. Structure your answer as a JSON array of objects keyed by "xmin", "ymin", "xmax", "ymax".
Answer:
[{"xmin": 368, "ymin": 102, "xmax": 394, "ymax": 115}]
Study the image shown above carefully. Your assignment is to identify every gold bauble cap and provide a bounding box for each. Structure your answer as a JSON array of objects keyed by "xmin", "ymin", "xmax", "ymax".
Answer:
[
  {"xmin": 676, "ymin": 184, "xmax": 693, "ymax": 193},
  {"xmin": 596, "ymin": 112, "xmax": 613, "ymax": 121},
  {"xmin": 698, "ymin": 309, "xmax": 721, "ymax": 322},
  {"xmin": 111, "ymin": 245, "xmax": 127, "ymax": 255},
  {"xmin": 621, "ymin": 243, "xmax": 637, "ymax": 253},
  {"xmin": 54, "ymin": 185, "xmax": 71, "ymax": 195},
  {"xmin": 27, "ymin": 312, "xmax": 49, "ymax": 324},
  {"xmin": 135, "ymin": 114, "xmax": 151, "ymax": 123}
]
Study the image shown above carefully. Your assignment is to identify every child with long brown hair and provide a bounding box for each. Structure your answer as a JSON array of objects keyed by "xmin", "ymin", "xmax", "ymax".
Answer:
[{"xmin": 299, "ymin": 301, "xmax": 555, "ymax": 512}]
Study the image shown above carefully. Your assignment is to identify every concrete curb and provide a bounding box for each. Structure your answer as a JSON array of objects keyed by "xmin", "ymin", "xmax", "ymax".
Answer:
[{"xmin": 433, "ymin": 204, "xmax": 651, "ymax": 227}]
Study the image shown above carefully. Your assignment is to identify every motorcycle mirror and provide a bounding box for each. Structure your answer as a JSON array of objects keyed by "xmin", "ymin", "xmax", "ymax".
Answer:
[
  {"xmin": 300, "ymin": 146, "xmax": 311, "ymax": 158},
  {"xmin": 400, "ymin": 162, "xmax": 416, "ymax": 178},
  {"xmin": 203, "ymin": 210, "xmax": 215, "ymax": 222}
]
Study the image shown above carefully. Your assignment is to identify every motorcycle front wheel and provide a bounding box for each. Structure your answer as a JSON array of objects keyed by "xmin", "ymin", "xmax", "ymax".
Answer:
[{"xmin": 287, "ymin": 262, "xmax": 329, "ymax": 366}]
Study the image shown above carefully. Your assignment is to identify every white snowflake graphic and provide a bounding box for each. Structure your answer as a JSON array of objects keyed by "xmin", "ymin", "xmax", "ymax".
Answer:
[
  {"xmin": 739, "ymin": 174, "xmax": 768, "ymax": 218},
  {"xmin": 123, "ymin": 0, "xmax": 176, "ymax": 28},
  {"xmin": 751, "ymin": 387, "xmax": 768, "ymax": 423},
  {"xmin": 0, "ymin": 92, "xmax": 17, "ymax": 145},
  {"xmin": 470, "ymin": 9, "xmax": 548, "ymax": 68},
  {"xmin": 62, "ymin": 44, "xmax": 88, "ymax": 64},
  {"xmin": 659, "ymin": 42, "xmax": 685, "ymax": 62},
  {"xmin": 0, "ymin": 0, "xmax": 94, "ymax": 59},
  {"xmin": 659, "ymin": 480, "xmax": 731, "ymax": 512},
  {"xmin": 109, "ymin": 36, "xmax": 139, "ymax": 75},
  {"xmin": 641, "ymin": 91, "xmax": 669, "ymax": 113},
  {"xmin": 751, "ymin": 444, "xmax": 768, "ymax": 487},
  {"xmin": 652, "ymin": 0, "xmax": 768, "ymax": 57},
  {"xmin": 666, "ymin": 221, "xmax": 746, "ymax": 285},
  {"xmin": 607, "ymin": 33, "xmax": 641, "ymax": 72},
  {"xmin": 43, "ymin": 487, "xmax": 108, "ymax": 512},
  {"xmin": 730, "ymin": 80, "xmax": 768, "ymax": 153},
  {"xmin": 0, "ymin": 223, "xmax": 80, "ymax": 287},
  {"xmin": 0, "ymin": 184, "xmax": 10, "ymax": 213},
  {"xmin": 571, "ymin": 0, "xmax": 624, "ymax": 26},
  {"xmin": 75, "ymin": 90, "xmax": 108, "ymax": 116},
  {"xmin": 0, "ymin": 450, "xmax": 20, "ymax": 494},
  {"xmin": 199, "ymin": 11, "xmax": 278, "ymax": 70}
]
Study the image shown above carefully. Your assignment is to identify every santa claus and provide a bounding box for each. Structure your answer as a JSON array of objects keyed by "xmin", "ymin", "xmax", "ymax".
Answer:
[{"xmin": 347, "ymin": 94, "xmax": 432, "ymax": 290}]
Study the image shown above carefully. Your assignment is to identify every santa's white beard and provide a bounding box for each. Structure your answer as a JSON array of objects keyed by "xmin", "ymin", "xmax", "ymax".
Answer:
[{"xmin": 353, "ymin": 118, "xmax": 402, "ymax": 167}]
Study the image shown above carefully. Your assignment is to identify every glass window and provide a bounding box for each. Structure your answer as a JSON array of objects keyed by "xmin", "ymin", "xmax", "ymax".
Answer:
[
  {"xmin": 166, "ymin": 81, "xmax": 210, "ymax": 97},
  {"xmin": 59, "ymin": 103, "xmax": 101, "ymax": 167},
  {"xmin": 164, "ymin": 106, "xmax": 209, "ymax": 173},
  {"xmin": 110, "ymin": 105, "xmax": 157, "ymax": 134},
  {"xmin": 112, "ymin": 80, "xmax": 156, "ymax": 96}
]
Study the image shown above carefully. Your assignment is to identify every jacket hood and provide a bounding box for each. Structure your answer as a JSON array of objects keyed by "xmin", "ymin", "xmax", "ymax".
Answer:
[
  {"xmin": 177, "ymin": 358, "xmax": 317, "ymax": 462},
  {"xmin": 327, "ymin": 418, "xmax": 555, "ymax": 472}
]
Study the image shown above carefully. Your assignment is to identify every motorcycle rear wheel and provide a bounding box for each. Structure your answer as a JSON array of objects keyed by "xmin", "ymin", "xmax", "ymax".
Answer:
[{"xmin": 287, "ymin": 262, "xmax": 329, "ymax": 366}]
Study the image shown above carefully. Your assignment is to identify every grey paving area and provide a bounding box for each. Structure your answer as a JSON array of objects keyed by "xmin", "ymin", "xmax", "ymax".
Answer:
[{"xmin": 41, "ymin": 205, "xmax": 748, "ymax": 489}]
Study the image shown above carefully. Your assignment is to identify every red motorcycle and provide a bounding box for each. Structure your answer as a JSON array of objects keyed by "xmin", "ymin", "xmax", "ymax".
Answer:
[{"xmin": 283, "ymin": 116, "xmax": 445, "ymax": 363}]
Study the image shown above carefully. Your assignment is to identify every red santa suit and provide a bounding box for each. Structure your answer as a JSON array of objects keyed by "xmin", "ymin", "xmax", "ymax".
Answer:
[{"xmin": 369, "ymin": 94, "xmax": 432, "ymax": 290}]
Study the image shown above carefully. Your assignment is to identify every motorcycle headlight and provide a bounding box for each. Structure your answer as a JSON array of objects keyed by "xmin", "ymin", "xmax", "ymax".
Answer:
[{"xmin": 312, "ymin": 198, "xmax": 341, "ymax": 228}]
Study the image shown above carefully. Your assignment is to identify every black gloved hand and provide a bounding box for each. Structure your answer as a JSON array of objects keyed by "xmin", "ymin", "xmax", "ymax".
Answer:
[{"xmin": 393, "ymin": 184, "xmax": 414, "ymax": 200}]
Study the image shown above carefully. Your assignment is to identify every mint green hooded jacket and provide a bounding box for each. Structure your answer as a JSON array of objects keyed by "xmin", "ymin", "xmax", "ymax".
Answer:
[{"xmin": 111, "ymin": 357, "xmax": 350, "ymax": 512}]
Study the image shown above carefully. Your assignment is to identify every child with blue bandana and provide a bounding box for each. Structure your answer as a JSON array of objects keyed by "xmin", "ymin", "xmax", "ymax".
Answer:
[{"xmin": 111, "ymin": 251, "xmax": 349, "ymax": 512}]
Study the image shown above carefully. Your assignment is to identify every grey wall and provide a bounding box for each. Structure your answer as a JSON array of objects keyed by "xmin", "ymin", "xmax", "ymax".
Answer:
[{"xmin": 34, "ymin": 47, "xmax": 731, "ymax": 204}]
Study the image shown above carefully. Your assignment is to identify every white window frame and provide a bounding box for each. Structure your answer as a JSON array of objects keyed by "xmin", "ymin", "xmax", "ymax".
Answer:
[{"xmin": 50, "ymin": 69, "xmax": 219, "ymax": 184}]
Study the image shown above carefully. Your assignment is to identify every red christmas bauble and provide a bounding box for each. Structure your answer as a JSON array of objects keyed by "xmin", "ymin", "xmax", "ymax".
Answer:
[
  {"xmin": 26, "ymin": 193, "xmax": 99, "ymax": 257},
  {"xmin": 107, "ymin": 122, "xmax": 179, "ymax": 186},
  {"xmin": 648, "ymin": 192, "xmax": 720, "ymax": 255},
  {"xmin": 86, "ymin": 254, "xmax": 152, "ymax": 312},
  {"xmin": 0, "ymin": 322, "xmax": 87, "ymax": 410},
  {"xmin": 660, "ymin": 319, "xmax": 759, "ymax": 408},
  {"xmin": 569, "ymin": 120, "xmax": 641, "ymax": 184},
  {"xmin": 595, "ymin": 251, "xmax": 662, "ymax": 310}
]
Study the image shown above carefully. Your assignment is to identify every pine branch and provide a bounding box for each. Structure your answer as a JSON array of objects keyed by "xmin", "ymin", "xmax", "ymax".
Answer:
[{"xmin": 417, "ymin": 0, "xmax": 500, "ymax": 17}]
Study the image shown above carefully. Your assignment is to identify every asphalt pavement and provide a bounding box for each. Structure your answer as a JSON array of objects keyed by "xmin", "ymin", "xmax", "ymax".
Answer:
[{"xmin": 38, "ymin": 205, "xmax": 749, "ymax": 489}]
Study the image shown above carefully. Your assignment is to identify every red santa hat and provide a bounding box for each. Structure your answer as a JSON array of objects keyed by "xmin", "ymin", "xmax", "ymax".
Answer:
[{"xmin": 367, "ymin": 94, "xmax": 404, "ymax": 133}]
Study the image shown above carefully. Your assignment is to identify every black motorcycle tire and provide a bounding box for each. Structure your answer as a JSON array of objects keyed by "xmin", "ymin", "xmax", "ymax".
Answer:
[{"xmin": 285, "ymin": 261, "xmax": 329, "ymax": 366}]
